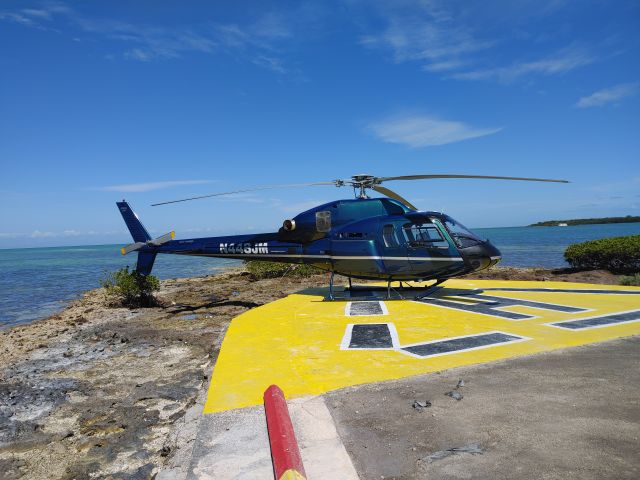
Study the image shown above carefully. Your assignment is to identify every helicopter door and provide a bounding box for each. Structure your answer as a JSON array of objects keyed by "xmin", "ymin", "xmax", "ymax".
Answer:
[
  {"xmin": 379, "ymin": 223, "xmax": 409, "ymax": 275},
  {"xmin": 402, "ymin": 222, "xmax": 454, "ymax": 274}
]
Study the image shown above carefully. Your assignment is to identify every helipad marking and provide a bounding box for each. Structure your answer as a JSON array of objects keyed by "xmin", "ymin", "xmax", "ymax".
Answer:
[
  {"xmin": 345, "ymin": 301, "xmax": 388, "ymax": 316},
  {"xmin": 416, "ymin": 293, "xmax": 588, "ymax": 320},
  {"xmin": 400, "ymin": 331, "xmax": 528, "ymax": 359},
  {"xmin": 204, "ymin": 279, "xmax": 640, "ymax": 413},
  {"xmin": 547, "ymin": 308, "xmax": 640, "ymax": 330},
  {"xmin": 476, "ymin": 288, "xmax": 640, "ymax": 295},
  {"xmin": 340, "ymin": 323, "xmax": 400, "ymax": 349},
  {"xmin": 340, "ymin": 324, "xmax": 528, "ymax": 358}
]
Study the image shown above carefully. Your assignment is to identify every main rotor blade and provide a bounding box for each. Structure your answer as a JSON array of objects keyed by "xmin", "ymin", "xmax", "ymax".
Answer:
[
  {"xmin": 372, "ymin": 185, "xmax": 418, "ymax": 211},
  {"xmin": 378, "ymin": 174, "xmax": 569, "ymax": 183},
  {"xmin": 151, "ymin": 182, "xmax": 336, "ymax": 206}
]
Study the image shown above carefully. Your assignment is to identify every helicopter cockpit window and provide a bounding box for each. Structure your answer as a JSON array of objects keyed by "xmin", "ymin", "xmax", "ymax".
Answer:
[
  {"xmin": 403, "ymin": 223, "xmax": 449, "ymax": 249},
  {"xmin": 316, "ymin": 211, "xmax": 331, "ymax": 232},
  {"xmin": 382, "ymin": 224, "xmax": 399, "ymax": 248},
  {"xmin": 443, "ymin": 217, "xmax": 484, "ymax": 248}
]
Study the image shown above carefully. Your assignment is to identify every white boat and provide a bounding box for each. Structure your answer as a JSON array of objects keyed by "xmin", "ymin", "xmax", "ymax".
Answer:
[{"xmin": 558, "ymin": 223, "xmax": 568, "ymax": 227}]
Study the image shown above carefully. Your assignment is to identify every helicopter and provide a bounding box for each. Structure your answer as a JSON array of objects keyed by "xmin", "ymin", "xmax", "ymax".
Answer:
[{"xmin": 117, "ymin": 173, "xmax": 568, "ymax": 299}]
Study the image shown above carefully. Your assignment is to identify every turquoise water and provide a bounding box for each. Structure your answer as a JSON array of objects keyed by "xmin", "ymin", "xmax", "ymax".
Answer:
[
  {"xmin": 1, "ymin": 222, "xmax": 639, "ymax": 328},
  {"xmin": 0, "ymin": 246, "xmax": 240, "ymax": 329},
  {"xmin": 474, "ymin": 223, "xmax": 640, "ymax": 269}
]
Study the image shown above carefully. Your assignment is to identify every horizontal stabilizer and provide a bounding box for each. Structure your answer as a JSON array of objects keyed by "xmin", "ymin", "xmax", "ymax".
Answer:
[
  {"xmin": 121, "ymin": 242, "xmax": 146, "ymax": 255},
  {"xmin": 149, "ymin": 231, "xmax": 175, "ymax": 246},
  {"xmin": 120, "ymin": 231, "xmax": 175, "ymax": 255}
]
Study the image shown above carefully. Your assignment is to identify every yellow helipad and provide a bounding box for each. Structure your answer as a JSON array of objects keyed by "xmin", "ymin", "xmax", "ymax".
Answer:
[{"xmin": 204, "ymin": 279, "xmax": 640, "ymax": 413}]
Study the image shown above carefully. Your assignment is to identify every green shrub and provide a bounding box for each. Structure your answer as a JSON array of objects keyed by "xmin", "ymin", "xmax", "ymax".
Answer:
[
  {"xmin": 101, "ymin": 267, "xmax": 160, "ymax": 307},
  {"xmin": 244, "ymin": 260, "xmax": 320, "ymax": 279},
  {"xmin": 564, "ymin": 235, "xmax": 640, "ymax": 274},
  {"xmin": 620, "ymin": 273, "xmax": 640, "ymax": 286}
]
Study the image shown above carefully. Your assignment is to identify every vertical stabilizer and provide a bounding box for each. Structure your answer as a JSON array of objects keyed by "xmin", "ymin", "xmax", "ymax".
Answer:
[
  {"xmin": 117, "ymin": 201, "xmax": 151, "ymax": 243},
  {"xmin": 116, "ymin": 201, "xmax": 157, "ymax": 275}
]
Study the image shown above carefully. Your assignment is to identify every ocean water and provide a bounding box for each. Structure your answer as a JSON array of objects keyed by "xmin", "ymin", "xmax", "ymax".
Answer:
[
  {"xmin": 473, "ymin": 223, "xmax": 640, "ymax": 268},
  {"xmin": 1, "ymin": 222, "xmax": 639, "ymax": 328},
  {"xmin": 0, "ymin": 246, "xmax": 240, "ymax": 329}
]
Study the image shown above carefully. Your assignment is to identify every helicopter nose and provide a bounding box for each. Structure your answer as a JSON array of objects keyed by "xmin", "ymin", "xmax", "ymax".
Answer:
[{"xmin": 459, "ymin": 240, "xmax": 502, "ymax": 272}]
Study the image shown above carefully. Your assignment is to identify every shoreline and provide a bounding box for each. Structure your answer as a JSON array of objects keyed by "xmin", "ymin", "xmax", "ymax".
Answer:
[
  {"xmin": 0, "ymin": 264, "xmax": 626, "ymax": 332},
  {"xmin": 0, "ymin": 266, "xmax": 629, "ymax": 478}
]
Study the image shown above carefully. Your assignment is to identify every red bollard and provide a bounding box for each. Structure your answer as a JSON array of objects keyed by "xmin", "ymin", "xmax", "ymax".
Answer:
[{"xmin": 263, "ymin": 385, "xmax": 307, "ymax": 480}]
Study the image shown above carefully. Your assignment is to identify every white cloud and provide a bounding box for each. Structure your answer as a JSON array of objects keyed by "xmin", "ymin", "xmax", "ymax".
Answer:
[
  {"xmin": 23, "ymin": 229, "xmax": 124, "ymax": 239},
  {"xmin": 30, "ymin": 230, "xmax": 56, "ymax": 238},
  {"xmin": 358, "ymin": 4, "xmax": 493, "ymax": 74},
  {"xmin": 0, "ymin": 11, "xmax": 42, "ymax": 28},
  {"xmin": 422, "ymin": 59, "xmax": 468, "ymax": 72},
  {"xmin": 451, "ymin": 47, "xmax": 595, "ymax": 83},
  {"xmin": 369, "ymin": 114, "xmax": 502, "ymax": 147},
  {"xmin": 0, "ymin": 3, "xmax": 70, "ymax": 29},
  {"xmin": 0, "ymin": 2, "xmax": 293, "ymax": 72},
  {"xmin": 356, "ymin": 2, "xmax": 600, "ymax": 84},
  {"xmin": 98, "ymin": 180, "xmax": 213, "ymax": 193},
  {"xmin": 251, "ymin": 55, "xmax": 287, "ymax": 74},
  {"xmin": 576, "ymin": 82, "xmax": 639, "ymax": 108},
  {"xmin": 20, "ymin": 8, "xmax": 53, "ymax": 19}
]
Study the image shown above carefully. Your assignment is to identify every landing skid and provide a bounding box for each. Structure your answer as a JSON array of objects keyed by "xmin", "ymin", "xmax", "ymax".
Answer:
[{"xmin": 326, "ymin": 272, "xmax": 445, "ymax": 301}]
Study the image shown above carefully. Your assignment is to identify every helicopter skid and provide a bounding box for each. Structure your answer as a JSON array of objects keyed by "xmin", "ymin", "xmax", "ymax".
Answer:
[{"xmin": 325, "ymin": 275, "xmax": 446, "ymax": 301}]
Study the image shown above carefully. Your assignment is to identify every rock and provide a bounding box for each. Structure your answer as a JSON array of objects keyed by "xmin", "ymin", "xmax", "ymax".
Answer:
[
  {"xmin": 445, "ymin": 390, "xmax": 463, "ymax": 401},
  {"xmin": 412, "ymin": 400, "xmax": 432, "ymax": 411},
  {"xmin": 423, "ymin": 442, "xmax": 483, "ymax": 463}
]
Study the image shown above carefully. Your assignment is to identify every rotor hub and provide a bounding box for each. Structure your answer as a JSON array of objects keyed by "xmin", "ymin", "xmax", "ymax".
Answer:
[
  {"xmin": 348, "ymin": 174, "xmax": 379, "ymax": 199},
  {"xmin": 351, "ymin": 174, "xmax": 377, "ymax": 186}
]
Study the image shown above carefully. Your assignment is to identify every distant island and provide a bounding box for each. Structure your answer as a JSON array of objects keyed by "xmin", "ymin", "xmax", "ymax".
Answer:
[{"xmin": 530, "ymin": 215, "xmax": 640, "ymax": 227}]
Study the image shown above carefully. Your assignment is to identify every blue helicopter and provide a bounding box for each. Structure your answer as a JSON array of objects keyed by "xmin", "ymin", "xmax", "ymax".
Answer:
[{"xmin": 117, "ymin": 174, "xmax": 568, "ymax": 298}]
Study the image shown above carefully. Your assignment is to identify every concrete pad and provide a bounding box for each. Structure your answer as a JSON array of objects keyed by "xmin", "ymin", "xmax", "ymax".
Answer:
[
  {"xmin": 288, "ymin": 396, "xmax": 359, "ymax": 479},
  {"xmin": 204, "ymin": 280, "xmax": 640, "ymax": 413},
  {"xmin": 187, "ymin": 396, "xmax": 359, "ymax": 479},
  {"xmin": 327, "ymin": 336, "xmax": 640, "ymax": 480},
  {"xmin": 188, "ymin": 405, "xmax": 272, "ymax": 480}
]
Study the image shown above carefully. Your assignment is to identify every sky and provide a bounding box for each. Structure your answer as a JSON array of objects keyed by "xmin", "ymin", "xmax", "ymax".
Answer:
[{"xmin": 1, "ymin": 0, "xmax": 639, "ymax": 248}]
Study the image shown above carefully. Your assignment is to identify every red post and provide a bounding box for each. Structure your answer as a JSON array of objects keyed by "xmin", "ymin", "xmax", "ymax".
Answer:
[{"xmin": 263, "ymin": 385, "xmax": 307, "ymax": 480}]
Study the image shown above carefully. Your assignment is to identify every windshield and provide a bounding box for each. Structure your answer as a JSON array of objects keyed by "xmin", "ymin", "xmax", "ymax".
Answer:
[
  {"xmin": 443, "ymin": 216, "xmax": 485, "ymax": 248},
  {"xmin": 403, "ymin": 223, "xmax": 449, "ymax": 249}
]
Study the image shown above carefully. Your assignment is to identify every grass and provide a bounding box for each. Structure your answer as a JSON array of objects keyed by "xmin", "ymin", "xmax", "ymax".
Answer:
[
  {"xmin": 244, "ymin": 260, "xmax": 321, "ymax": 279},
  {"xmin": 619, "ymin": 273, "xmax": 640, "ymax": 286},
  {"xmin": 101, "ymin": 267, "xmax": 160, "ymax": 307}
]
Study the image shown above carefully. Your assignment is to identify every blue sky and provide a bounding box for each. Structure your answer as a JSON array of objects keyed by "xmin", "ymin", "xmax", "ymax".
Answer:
[{"xmin": 1, "ymin": 0, "xmax": 639, "ymax": 248}]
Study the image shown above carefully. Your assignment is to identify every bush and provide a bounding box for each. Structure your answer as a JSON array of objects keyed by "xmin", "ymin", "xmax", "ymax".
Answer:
[
  {"xmin": 564, "ymin": 235, "xmax": 640, "ymax": 274},
  {"xmin": 620, "ymin": 273, "xmax": 640, "ymax": 286},
  {"xmin": 244, "ymin": 260, "xmax": 320, "ymax": 279},
  {"xmin": 101, "ymin": 267, "xmax": 160, "ymax": 307}
]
